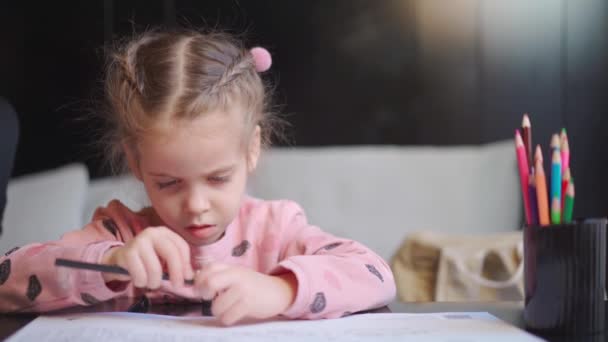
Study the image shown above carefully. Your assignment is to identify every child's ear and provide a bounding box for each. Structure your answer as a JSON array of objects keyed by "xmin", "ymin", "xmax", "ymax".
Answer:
[
  {"xmin": 122, "ymin": 142, "xmax": 143, "ymax": 181},
  {"xmin": 247, "ymin": 125, "xmax": 261, "ymax": 172}
]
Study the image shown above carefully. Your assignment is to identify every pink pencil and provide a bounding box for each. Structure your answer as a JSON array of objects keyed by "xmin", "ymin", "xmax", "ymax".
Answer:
[
  {"xmin": 515, "ymin": 130, "xmax": 531, "ymax": 225},
  {"xmin": 560, "ymin": 128, "xmax": 570, "ymax": 174}
]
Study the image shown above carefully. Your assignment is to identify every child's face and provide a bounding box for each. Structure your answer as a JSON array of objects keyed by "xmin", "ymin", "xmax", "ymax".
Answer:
[{"xmin": 130, "ymin": 108, "xmax": 259, "ymax": 246}]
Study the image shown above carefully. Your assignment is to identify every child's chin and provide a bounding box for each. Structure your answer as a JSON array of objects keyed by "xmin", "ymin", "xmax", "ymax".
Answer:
[{"xmin": 184, "ymin": 229, "xmax": 224, "ymax": 246}]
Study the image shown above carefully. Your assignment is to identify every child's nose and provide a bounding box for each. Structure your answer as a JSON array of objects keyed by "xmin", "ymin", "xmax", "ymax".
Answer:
[{"xmin": 185, "ymin": 188, "xmax": 211, "ymax": 215}]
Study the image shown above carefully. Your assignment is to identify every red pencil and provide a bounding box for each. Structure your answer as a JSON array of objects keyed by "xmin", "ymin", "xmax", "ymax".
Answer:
[{"xmin": 562, "ymin": 168, "xmax": 571, "ymax": 215}]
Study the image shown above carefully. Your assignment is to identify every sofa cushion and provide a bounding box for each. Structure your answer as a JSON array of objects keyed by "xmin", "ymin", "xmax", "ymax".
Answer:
[
  {"xmin": 0, "ymin": 163, "xmax": 88, "ymax": 252},
  {"xmin": 248, "ymin": 140, "xmax": 520, "ymax": 261}
]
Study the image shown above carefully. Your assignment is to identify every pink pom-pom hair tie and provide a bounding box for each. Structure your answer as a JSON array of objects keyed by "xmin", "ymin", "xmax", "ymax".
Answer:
[{"xmin": 250, "ymin": 47, "xmax": 272, "ymax": 72}]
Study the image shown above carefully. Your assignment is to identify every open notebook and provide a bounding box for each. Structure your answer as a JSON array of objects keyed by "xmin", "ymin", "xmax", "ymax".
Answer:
[{"xmin": 7, "ymin": 312, "xmax": 543, "ymax": 342}]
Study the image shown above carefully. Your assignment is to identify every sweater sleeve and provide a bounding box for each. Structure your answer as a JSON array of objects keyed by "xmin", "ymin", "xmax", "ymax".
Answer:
[
  {"xmin": 0, "ymin": 201, "xmax": 141, "ymax": 313},
  {"xmin": 269, "ymin": 201, "xmax": 396, "ymax": 319}
]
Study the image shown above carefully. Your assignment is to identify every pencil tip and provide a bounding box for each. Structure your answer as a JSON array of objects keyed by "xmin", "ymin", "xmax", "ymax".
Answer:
[
  {"xmin": 522, "ymin": 114, "xmax": 531, "ymax": 127},
  {"xmin": 515, "ymin": 131, "xmax": 523, "ymax": 145},
  {"xmin": 561, "ymin": 134, "xmax": 570, "ymax": 150},
  {"xmin": 535, "ymin": 145, "xmax": 543, "ymax": 161},
  {"xmin": 551, "ymin": 134, "xmax": 560, "ymax": 148}
]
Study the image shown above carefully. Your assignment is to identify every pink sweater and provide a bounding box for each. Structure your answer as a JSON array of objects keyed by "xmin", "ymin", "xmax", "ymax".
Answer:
[{"xmin": 0, "ymin": 197, "xmax": 395, "ymax": 318}]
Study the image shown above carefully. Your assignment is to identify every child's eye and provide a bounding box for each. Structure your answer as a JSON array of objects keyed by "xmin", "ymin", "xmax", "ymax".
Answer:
[
  {"xmin": 157, "ymin": 179, "xmax": 179, "ymax": 189},
  {"xmin": 208, "ymin": 176, "xmax": 229, "ymax": 184}
]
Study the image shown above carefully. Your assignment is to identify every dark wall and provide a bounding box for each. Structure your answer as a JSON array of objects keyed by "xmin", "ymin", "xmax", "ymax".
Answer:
[{"xmin": 1, "ymin": 1, "xmax": 607, "ymax": 217}]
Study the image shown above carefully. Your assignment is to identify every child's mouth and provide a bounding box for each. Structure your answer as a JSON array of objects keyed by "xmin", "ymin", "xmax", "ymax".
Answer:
[{"xmin": 185, "ymin": 224, "xmax": 216, "ymax": 238}]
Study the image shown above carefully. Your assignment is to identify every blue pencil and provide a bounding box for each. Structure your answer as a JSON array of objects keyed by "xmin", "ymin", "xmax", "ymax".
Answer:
[{"xmin": 550, "ymin": 149, "xmax": 562, "ymax": 224}]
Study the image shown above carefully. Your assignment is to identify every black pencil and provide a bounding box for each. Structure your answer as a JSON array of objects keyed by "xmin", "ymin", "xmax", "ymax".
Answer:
[{"xmin": 55, "ymin": 258, "xmax": 194, "ymax": 286}]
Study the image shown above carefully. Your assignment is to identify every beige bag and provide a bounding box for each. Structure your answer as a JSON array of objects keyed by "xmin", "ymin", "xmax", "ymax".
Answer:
[{"xmin": 391, "ymin": 230, "xmax": 523, "ymax": 302}]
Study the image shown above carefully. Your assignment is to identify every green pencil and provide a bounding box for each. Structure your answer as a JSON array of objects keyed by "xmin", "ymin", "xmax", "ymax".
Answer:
[{"xmin": 563, "ymin": 181, "xmax": 575, "ymax": 223}]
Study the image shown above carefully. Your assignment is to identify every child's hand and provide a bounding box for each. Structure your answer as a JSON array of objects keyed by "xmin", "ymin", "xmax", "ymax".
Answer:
[
  {"xmin": 100, "ymin": 226, "xmax": 194, "ymax": 289},
  {"xmin": 195, "ymin": 263, "xmax": 297, "ymax": 325}
]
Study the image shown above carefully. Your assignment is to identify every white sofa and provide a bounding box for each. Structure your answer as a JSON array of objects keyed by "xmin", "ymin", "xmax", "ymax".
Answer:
[{"xmin": 1, "ymin": 140, "xmax": 521, "ymax": 262}]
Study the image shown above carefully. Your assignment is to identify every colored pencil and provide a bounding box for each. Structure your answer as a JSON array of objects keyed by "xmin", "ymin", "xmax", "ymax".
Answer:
[
  {"xmin": 550, "ymin": 134, "xmax": 560, "ymax": 151},
  {"xmin": 561, "ymin": 168, "xmax": 571, "ymax": 214},
  {"xmin": 535, "ymin": 145, "xmax": 550, "ymax": 226},
  {"xmin": 55, "ymin": 258, "xmax": 195, "ymax": 286},
  {"xmin": 522, "ymin": 114, "xmax": 533, "ymax": 168},
  {"xmin": 551, "ymin": 149, "xmax": 562, "ymax": 224},
  {"xmin": 528, "ymin": 170, "xmax": 539, "ymax": 226},
  {"xmin": 515, "ymin": 130, "xmax": 531, "ymax": 225},
  {"xmin": 560, "ymin": 128, "xmax": 570, "ymax": 174},
  {"xmin": 563, "ymin": 181, "xmax": 575, "ymax": 223}
]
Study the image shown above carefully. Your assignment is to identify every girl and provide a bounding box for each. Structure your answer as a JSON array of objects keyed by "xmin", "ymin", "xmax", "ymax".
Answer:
[{"xmin": 0, "ymin": 29, "xmax": 396, "ymax": 325}]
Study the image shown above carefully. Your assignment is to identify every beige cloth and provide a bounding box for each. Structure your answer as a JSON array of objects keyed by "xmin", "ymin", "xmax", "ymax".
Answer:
[{"xmin": 391, "ymin": 230, "xmax": 523, "ymax": 302}]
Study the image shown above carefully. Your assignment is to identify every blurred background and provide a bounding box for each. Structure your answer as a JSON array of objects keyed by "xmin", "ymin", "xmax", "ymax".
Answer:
[{"xmin": 1, "ymin": 0, "xmax": 607, "ymax": 217}]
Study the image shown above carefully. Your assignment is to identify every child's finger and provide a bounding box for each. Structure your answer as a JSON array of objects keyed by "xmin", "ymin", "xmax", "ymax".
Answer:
[
  {"xmin": 194, "ymin": 263, "xmax": 228, "ymax": 285},
  {"xmin": 193, "ymin": 271, "xmax": 211, "ymax": 299},
  {"xmin": 151, "ymin": 237, "xmax": 184, "ymax": 288},
  {"xmin": 124, "ymin": 250, "xmax": 147, "ymax": 288},
  {"xmin": 195, "ymin": 266, "xmax": 230, "ymax": 300},
  {"xmin": 162, "ymin": 229, "xmax": 194, "ymax": 281},
  {"xmin": 196, "ymin": 278, "xmax": 216, "ymax": 301},
  {"xmin": 212, "ymin": 286, "xmax": 242, "ymax": 318},
  {"xmin": 137, "ymin": 242, "xmax": 163, "ymax": 289},
  {"xmin": 101, "ymin": 248, "xmax": 131, "ymax": 282},
  {"xmin": 219, "ymin": 299, "xmax": 248, "ymax": 326},
  {"xmin": 199, "ymin": 268, "xmax": 238, "ymax": 299}
]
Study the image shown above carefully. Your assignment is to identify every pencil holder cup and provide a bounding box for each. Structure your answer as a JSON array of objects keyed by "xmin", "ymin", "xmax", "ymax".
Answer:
[{"xmin": 524, "ymin": 218, "xmax": 607, "ymax": 335}]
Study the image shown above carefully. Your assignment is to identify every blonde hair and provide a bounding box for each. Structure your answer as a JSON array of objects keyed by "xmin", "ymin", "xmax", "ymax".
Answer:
[{"xmin": 101, "ymin": 28, "xmax": 281, "ymax": 174}]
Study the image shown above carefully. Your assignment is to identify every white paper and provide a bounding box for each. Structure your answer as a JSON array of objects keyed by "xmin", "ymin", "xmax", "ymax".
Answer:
[{"xmin": 7, "ymin": 312, "xmax": 545, "ymax": 342}]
